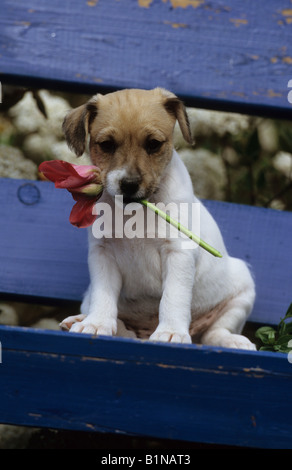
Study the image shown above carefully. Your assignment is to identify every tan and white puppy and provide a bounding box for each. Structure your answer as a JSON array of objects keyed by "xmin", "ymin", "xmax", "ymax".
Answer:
[{"xmin": 60, "ymin": 88, "xmax": 256, "ymax": 349}]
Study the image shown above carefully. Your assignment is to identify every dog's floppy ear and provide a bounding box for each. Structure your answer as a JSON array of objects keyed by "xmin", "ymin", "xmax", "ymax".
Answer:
[
  {"xmin": 62, "ymin": 96, "xmax": 99, "ymax": 157},
  {"xmin": 159, "ymin": 88, "xmax": 193, "ymax": 145}
]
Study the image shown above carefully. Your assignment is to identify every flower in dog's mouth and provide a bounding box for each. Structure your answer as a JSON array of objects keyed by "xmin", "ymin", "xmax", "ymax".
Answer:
[
  {"xmin": 39, "ymin": 160, "xmax": 103, "ymax": 228},
  {"xmin": 38, "ymin": 160, "xmax": 222, "ymax": 257}
]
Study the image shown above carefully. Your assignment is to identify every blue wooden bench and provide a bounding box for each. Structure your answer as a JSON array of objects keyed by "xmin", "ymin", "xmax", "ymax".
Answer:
[{"xmin": 1, "ymin": 0, "xmax": 292, "ymax": 449}]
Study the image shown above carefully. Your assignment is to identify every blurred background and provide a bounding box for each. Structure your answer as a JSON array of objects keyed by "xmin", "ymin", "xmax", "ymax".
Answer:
[{"xmin": 1, "ymin": 85, "xmax": 292, "ymax": 210}]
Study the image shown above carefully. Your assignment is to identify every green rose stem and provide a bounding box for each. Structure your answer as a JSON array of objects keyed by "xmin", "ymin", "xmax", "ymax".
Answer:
[{"xmin": 140, "ymin": 199, "xmax": 223, "ymax": 258}]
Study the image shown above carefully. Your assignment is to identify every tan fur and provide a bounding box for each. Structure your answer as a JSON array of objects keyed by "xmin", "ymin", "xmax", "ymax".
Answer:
[
  {"xmin": 120, "ymin": 298, "xmax": 230, "ymax": 341},
  {"xmin": 63, "ymin": 88, "xmax": 192, "ymax": 200}
]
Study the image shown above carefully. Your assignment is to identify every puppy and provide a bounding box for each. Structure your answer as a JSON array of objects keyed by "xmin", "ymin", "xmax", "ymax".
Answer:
[{"xmin": 60, "ymin": 88, "xmax": 256, "ymax": 349}]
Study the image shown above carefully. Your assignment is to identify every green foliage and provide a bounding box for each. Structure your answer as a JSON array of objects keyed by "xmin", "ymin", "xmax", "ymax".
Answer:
[{"xmin": 255, "ymin": 303, "xmax": 292, "ymax": 352}]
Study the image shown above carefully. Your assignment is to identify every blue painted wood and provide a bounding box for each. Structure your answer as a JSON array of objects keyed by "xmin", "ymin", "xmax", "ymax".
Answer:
[
  {"xmin": 1, "ymin": 0, "xmax": 292, "ymax": 118},
  {"xmin": 0, "ymin": 325, "xmax": 292, "ymax": 448},
  {"xmin": 1, "ymin": 177, "xmax": 291, "ymax": 325},
  {"xmin": 0, "ymin": 178, "xmax": 89, "ymax": 302}
]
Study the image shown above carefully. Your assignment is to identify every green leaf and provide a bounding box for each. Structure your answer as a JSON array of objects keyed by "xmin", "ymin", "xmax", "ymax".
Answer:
[
  {"xmin": 258, "ymin": 345, "xmax": 275, "ymax": 352},
  {"xmin": 275, "ymin": 334, "xmax": 292, "ymax": 346},
  {"xmin": 256, "ymin": 303, "xmax": 292, "ymax": 353},
  {"xmin": 278, "ymin": 319, "xmax": 286, "ymax": 336},
  {"xmin": 255, "ymin": 326, "xmax": 277, "ymax": 345},
  {"xmin": 282, "ymin": 322, "xmax": 292, "ymax": 334},
  {"xmin": 284, "ymin": 303, "xmax": 292, "ymax": 319},
  {"xmin": 273, "ymin": 344, "xmax": 292, "ymax": 353}
]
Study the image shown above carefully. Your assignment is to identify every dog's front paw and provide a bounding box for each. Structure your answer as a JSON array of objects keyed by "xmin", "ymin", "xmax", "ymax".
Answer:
[
  {"xmin": 60, "ymin": 314, "xmax": 86, "ymax": 331},
  {"xmin": 150, "ymin": 327, "xmax": 192, "ymax": 344},
  {"xmin": 61, "ymin": 315, "xmax": 117, "ymax": 337}
]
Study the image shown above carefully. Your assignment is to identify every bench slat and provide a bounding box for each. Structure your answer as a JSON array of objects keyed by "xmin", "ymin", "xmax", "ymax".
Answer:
[
  {"xmin": 0, "ymin": 325, "xmax": 292, "ymax": 448},
  {"xmin": 1, "ymin": 0, "xmax": 292, "ymax": 118},
  {"xmin": 0, "ymin": 177, "xmax": 291, "ymax": 325}
]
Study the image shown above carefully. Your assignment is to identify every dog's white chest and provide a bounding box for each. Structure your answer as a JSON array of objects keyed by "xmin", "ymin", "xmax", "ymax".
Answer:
[{"xmin": 112, "ymin": 238, "xmax": 163, "ymax": 299}]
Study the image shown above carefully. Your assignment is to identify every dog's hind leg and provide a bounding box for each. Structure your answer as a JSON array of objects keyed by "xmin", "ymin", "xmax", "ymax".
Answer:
[
  {"xmin": 200, "ymin": 261, "xmax": 256, "ymax": 350},
  {"xmin": 200, "ymin": 292, "xmax": 256, "ymax": 350}
]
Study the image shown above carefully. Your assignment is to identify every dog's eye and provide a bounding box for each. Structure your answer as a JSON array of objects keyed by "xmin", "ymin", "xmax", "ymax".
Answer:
[
  {"xmin": 98, "ymin": 140, "xmax": 117, "ymax": 154},
  {"xmin": 145, "ymin": 139, "xmax": 163, "ymax": 154}
]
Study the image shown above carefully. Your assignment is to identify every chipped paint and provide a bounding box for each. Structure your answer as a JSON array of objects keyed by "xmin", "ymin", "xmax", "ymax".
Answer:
[
  {"xmin": 87, "ymin": 0, "xmax": 98, "ymax": 6},
  {"xmin": 283, "ymin": 56, "xmax": 292, "ymax": 64},
  {"xmin": 15, "ymin": 21, "xmax": 31, "ymax": 27},
  {"xmin": 138, "ymin": 0, "xmax": 153, "ymax": 7},
  {"xmin": 282, "ymin": 8, "xmax": 292, "ymax": 16},
  {"xmin": 169, "ymin": 0, "xmax": 204, "ymax": 7},
  {"xmin": 251, "ymin": 415, "xmax": 257, "ymax": 427},
  {"xmin": 232, "ymin": 91, "xmax": 245, "ymax": 97},
  {"xmin": 86, "ymin": 423, "xmax": 95, "ymax": 430},
  {"xmin": 81, "ymin": 356, "xmax": 125, "ymax": 365},
  {"xmin": 267, "ymin": 89, "xmax": 282, "ymax": 98},
  {"xmin": 280, "ymin": 9, "xmax": 292, "ymax": 24},
  {"xmin": 230, "ymin": 18, "xmax": 248, "ymax": 27},
  {"xmin": 140, "ymin": 0, "xmax": 205, "ymax": 7},
  {"xmin": 161, "ymin": 0, "xmax": 204, "ymax": 8},
  {"xmin": 164, "ymin": 20, "xmax": 188, "ymax": 28}
]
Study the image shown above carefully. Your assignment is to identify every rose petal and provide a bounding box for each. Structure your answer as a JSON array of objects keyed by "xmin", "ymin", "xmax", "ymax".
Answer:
[
  {"xmin": 69, "ymin": 196, "xmax": 97, "ymax": 228},
  {"xmin": 71, "ymin": 163, "xmax": 101, "ymax": 179},
  {"xmin": 38, "ymin": 160, "xmax": 101, "ymax": 190},
  {"xmin": 38, "ymin": 160, "xmax": 103, "ymax": 228}
]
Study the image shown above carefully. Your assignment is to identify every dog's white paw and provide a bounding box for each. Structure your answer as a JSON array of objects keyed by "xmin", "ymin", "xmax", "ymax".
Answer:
[
  {"xmin": 204, "ymin": 332, "xmax": 256, "ymax": 351},
  {"xmin": 61, "ymin": 315, "xmax": 116, "ymax": 336},
  {"xmin": 221, "ymin": 334, "xmax": 257, "ymax": 350},
  {"xmin": 150, "ymin": 328, "xmax": 192, "ymax": 344},
  {"xmin": 60, "ymin": 314, "xmax": 86, "ymax": 331}
]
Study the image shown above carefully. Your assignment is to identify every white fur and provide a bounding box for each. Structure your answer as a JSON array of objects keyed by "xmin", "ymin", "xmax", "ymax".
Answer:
[
  {"xmin": 61, "ymin": 150, "xmax": 256, "ymax": 349},
  {"xmin": 106, "ymin": 167, "xmax": 128, "ymax": 197}
]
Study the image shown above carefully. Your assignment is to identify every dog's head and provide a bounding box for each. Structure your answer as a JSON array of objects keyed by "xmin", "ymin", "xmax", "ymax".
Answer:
[{"xmin": 63, "ymin": 88, "xmax": 192, "ymax": 201}]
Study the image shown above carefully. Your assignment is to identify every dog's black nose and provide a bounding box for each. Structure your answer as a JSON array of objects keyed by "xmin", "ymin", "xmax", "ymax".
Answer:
[{"xmin": 120, "ymin": 177, "xmax": 141, "ymax": 197}]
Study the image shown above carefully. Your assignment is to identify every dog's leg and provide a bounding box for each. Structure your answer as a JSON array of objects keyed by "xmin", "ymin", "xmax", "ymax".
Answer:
[
  {"xmin": 60, "ymin": 285, "xmax": 91, "ymax": 331},
  {"xmin": 200, "ymin": 280, "xmax": 256, "ymax": 350},
  {"xmin": 150, "ymin": 248, "xmax": 195, "ymax": 344},
  {"xmin": 64, "ymin": 243, "xmax": 122, "ymax": 336}
]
